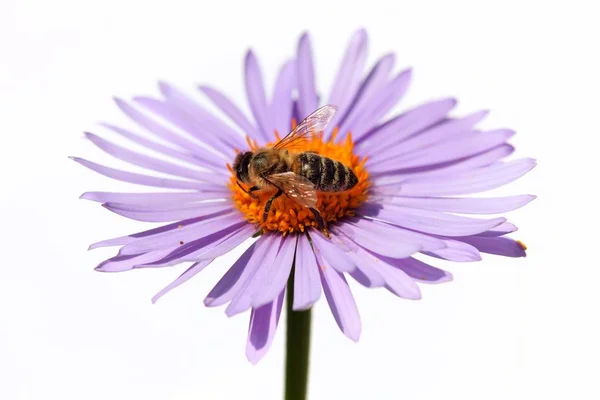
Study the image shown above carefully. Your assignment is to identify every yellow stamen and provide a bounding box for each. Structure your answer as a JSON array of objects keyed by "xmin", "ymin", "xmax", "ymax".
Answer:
[
  {"xmin": 229, "ymin": 129, "xmax": 370, "ymax": 234},
  {"xmin": 517, "ymin": 240, "xmax": 528, "ymax": 251}
]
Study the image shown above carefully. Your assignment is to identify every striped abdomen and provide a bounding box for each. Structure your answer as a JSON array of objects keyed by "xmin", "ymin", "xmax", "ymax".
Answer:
[{"xmin": 296, "ymin": 152, "xmax": 358, "ymax": 192}]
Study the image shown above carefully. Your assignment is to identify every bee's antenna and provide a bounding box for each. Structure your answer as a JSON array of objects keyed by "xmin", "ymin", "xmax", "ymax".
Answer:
[{"xmin": 236, "ymin": 180, "xmax": 249, "ymax": 194}]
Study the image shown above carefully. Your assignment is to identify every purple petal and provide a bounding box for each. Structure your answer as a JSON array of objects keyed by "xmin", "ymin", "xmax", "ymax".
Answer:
[
  {"xmin": 344, "ymin": 243, "xmax": 421, "ymax": 298},
  {"xmin": 191, "ymin": 224, "xmax": 256, "ymax": 260},
  {"xmin": 398, "ymin": 158, "xmax": 536, "ymax": 196},
  {"xmin": 113, "ymin": 98, "xmax": 225, "ymax": 168},
  {"xmin": 204, "ymin": 240, "xmax": 257, "ymax": 307},
  {"xmin": 319, "ymin": 264, "xmax": 361, "ymax": 341},
  {"xmin": 246, "ymin": 290, "xmax": 285, "ymax": 364},
  {"xmin": 244, "ymin": 50, "xmax": 271, "ymax": 141},
  {"xmin": 292, "ymin": 235, "xmax": 321, "ymax": 311},
  {"xmin": 250, "ymin": 236, "xmax": 296, "ymax": 309},
  {"xmin": 424, "ymin": 239, "xmax": 482, "ymax": 262},
  {"xmin": 459, "ymin": 236, "xmax": 527, "ymax": 258},
  {"xmin": 100, "ymin": 123, "xmax": 218, "ymax": 171},
  {"xmin": 356, "ymin": 98, "xmax": 457, "ymax": 149},
  {"xmin": 359, "ymin": 203, "xmax": 506, "ymax": 236},
  {"xmin": 95, "ymin": 248, "xmax": 176, "ymax": 272},
  {"xmin": 372, "ymin": 144, "xmax": 516, "ymax": 186},
  {"xmin": 348, "ymin": 268, "xmax": 372, "ymax": 288},
  {"xmin": 270, "ymin": 60, "xmax": 296, "ymax": 136},
  {"xmin": 409, "ymin": 144, "xmax": 516, "ymax": 178},
  {"xmin": 337, "ymin": 53, "xmax": 395, "ymax": 134},
  {"xmin": 385, "ymin": 111, "xmax": 489, "ymax": 157},
  {"xmin": 134, "ymin": 96, "xmax": 233, "ymax": 157},
  {"xmin": 335, "ymin": 238, "xmax": 385, "ymax": 288},
  {"xmin": 70, "ymin": 157, "xmax": 211, "ymax": 190},
  {"xmin": 350, "ymin": 69, "xmax": 412, "ymax": 141},
  {"xmin": 340, "ymin": 217, "xmax": 445, "ymax": 253},
  {"xmin": 119, "ymin": 212, "xmax": 243, "ymax": 256},
  {"xmin": 84, "ymin": 132, "xmax": 222, "ymax": 185},
  {"xmin": 226, "ymin": 235, "xmax": 287, "ymax": 316},
  {"xmin": 145, "ymin": 223, "xmax": 254, "ymax": 267},
  {"xmin": 151, "ymin": 259, "xmax": 213, "ymax": 303},
  {"xmin": 296, "ymin": 33, "xmax": 318, "ymax": 120},
  {"xmin": 385, "ymin": 256, "xmax": 453, "ymax": 284},
  {"xmin": 369, "ymin": 129, "xmax": 515, "ymax": 174},
  {"xmin": 90, "ymin": 211, "xmax": 233, "ymax": 250},
  {"xmin": 80, "ymin": 191, "xmax": 229, "ymax": 205},
  {"xmin": 476, "ymin": 222, "xmax": 518, "ymax": 237},
  {"xmin": 204, "ymin": 234, "xmax": 276, "ymax": 307},
  {"xmin": 199, "ymin": 85, "xmax": 260, "ymax": 141},
  {"xmin": 377, "ymin": 264, "xmax": 422, "ymax": 299},
  {"xmin": 376, "ymin": 195, "xmax": 536, "ymax": 214},
  {"xmin": 326, "ymin": 29, "xmax": 368, "ymax": 138},
  {"xmin": 88, "ymin": 235, "xmax": 135, "ymax": 250},
  {"xmin": 159, "ymin": 82, "xmax": 246, "ymax": 151},
  {"xmin": 310, "ymin": 232, "xmax": 356, "ymax": 273},
  {"xmin": 102, "ymin": 202, "xmax": 233, "ymax": 223},
  {"xmin": 335, "ymin": 222, "xmax": 421, "ymax": 258}
]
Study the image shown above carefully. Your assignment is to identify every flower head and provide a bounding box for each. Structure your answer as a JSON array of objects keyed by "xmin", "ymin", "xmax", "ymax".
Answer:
[{"xmin": 74, "ymin": 30, "xmax": 535, "ymax": 364}]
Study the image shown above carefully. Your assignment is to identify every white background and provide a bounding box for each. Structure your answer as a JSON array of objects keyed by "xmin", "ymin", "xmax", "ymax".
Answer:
[{"xmin": 1, "ymin": 1, "xmax": 598, "ymax": 399}]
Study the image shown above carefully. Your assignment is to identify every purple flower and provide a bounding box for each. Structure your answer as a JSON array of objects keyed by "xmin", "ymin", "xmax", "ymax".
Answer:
[{"xmin": 74, "ymin": 30, "xmax": 535, "ymax": 364}]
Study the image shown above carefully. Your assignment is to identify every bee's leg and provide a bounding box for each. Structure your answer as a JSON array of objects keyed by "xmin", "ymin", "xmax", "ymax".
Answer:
[
  {"xmin": 309, "ymin": 208, "xmax": 329, "ymax": 238},
  {"xmin": 237, "ymin": 181, "xmax": 259, "ymax": 199},
  {"xmin": 263, "ymin": 188, "xmax": 283, "ymax": 222},
  {"xmin": 247, "ymin": 185, "xmax": 260, "ymax": 199}
]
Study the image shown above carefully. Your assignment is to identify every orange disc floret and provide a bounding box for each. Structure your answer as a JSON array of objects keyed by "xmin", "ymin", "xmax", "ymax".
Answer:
[{"xmin": 228, "ymin": 128, "xmax": 370, "ymax": 235}]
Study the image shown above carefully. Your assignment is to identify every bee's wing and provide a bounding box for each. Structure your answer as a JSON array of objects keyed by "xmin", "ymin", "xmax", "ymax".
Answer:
[
  {"xmin": 268, "ymin": 172, "xmax": 318, "ymax": 209},
  {"xmin": 273, "ymin": 105, "xmax": 338, "ymax": 150}
]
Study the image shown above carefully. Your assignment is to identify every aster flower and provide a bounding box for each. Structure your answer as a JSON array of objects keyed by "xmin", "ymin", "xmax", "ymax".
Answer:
[{"xmin": 74, "ymin": 28, "xmax": 535, "ymax": 390}]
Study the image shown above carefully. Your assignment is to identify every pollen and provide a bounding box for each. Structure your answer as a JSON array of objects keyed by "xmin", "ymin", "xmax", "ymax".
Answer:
[
  {"xmin": 517, "ymin": 240, "xmax": 528, "ymax": 251},
  {"xmin": 228, "ymin": 128, "xmax": 370, "ymax": 235}
]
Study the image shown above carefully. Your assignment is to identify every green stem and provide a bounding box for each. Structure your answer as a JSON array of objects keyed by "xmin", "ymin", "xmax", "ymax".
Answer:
[{"xmin": 284, "ymin": 268, "xmax": 312, "ymax": 400}]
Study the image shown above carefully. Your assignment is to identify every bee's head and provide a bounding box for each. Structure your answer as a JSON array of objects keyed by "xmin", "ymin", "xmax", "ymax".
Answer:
[{"xmin": 233, "ymin": 151, "xmax": 253, "ymax": 184}]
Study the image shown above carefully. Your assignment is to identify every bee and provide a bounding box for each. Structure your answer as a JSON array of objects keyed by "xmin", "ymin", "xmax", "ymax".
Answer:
[{"xmin": 232, "ymin": 105, "xmax": 358, "ymax": 233}]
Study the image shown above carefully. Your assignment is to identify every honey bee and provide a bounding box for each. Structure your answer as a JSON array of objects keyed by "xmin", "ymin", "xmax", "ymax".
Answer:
[{"xmin": 232, "ymin": 105, "xmax": 358, "ymax": 233}]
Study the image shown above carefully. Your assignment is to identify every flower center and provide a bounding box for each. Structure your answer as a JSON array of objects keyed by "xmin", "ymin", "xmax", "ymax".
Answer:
[{"xmin": 228, "ymin": 127, "xmax": 370, "ymax": 235}]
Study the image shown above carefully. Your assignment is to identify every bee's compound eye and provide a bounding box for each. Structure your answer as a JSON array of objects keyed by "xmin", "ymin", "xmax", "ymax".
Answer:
[
  {"xmin": 232, "ymin": 152, "xmax": 243, "ymax": 170},
  {"xmin": 234, "ymin": 152, "xmax": 252, "ymax": 182}
]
